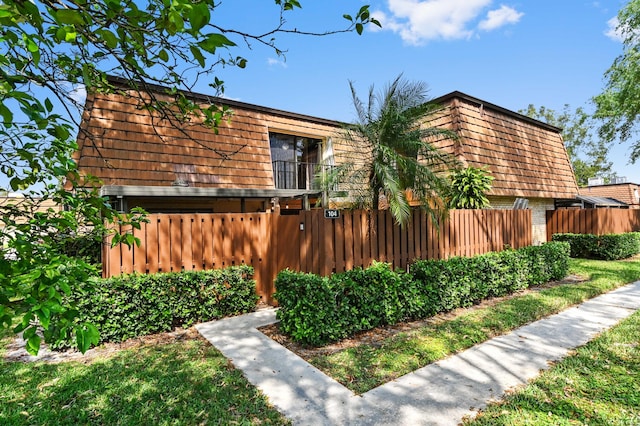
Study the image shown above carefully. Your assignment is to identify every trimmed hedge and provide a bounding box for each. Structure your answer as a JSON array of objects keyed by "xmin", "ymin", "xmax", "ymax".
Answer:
[
  {"xmin": 552, "ymin": 232, "xmax": 640, "ymax": 260},
  {"xmin": 275, "ymin": 242, "xmax": 570, "ymax": 346},
  {"xmin": 59, "ymin": 265, "xmax": 259, "ymax": 346}
]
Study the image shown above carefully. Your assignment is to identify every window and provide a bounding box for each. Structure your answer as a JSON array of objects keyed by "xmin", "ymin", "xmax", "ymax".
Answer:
[{"xmin": 270, "ymin": 132, "xmax": 321, "ymax": 190}]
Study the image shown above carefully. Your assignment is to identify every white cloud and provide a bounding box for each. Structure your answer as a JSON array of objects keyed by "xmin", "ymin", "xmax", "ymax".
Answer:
[
  {"xmin": 605, "ymin": 16, "xmax": 623, "ymax": 42},
  {"xmin": 267, "ymin": 57, "xmax": 287, "ymax": 68},
  {"xmin": 478, "ymin": 5, "xmax": 523, "ymax": 31},
  {"xmin": 375, "ymin": 0, "xmax": 523, "ymax": 45}
]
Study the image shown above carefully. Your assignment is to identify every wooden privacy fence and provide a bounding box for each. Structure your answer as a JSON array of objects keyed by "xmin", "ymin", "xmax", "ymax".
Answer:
[
  {"xmin": 104, "ymin": 208, "xmax": 532, "ymax": 304},
  {"xmin": 546, "ymin": 208, "xmax": 640, "ymax": 240}
]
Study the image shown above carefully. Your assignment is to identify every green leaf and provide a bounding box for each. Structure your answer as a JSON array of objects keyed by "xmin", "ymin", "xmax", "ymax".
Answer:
[
  {"xmin": 189, "ymin": 3, "xmax": 210, "ymax": 33},
  {"xmin": 65, "ymin": 31, "xmax": 77, "ymax": 42},
  {"xmin": 198, "ymin": 33, "xmax": 236, "ymax": 54},
  {"xmin": 37, "ymin": 308, "xmax": 51, "ymax": 329},
  {"xmin": 54, "ymin": 125, "xmax": 70, "ymax": 140},
  {"xmin": 168, "ymin": 10, "xmax": 184, "ymax": 33},
  {"xmin": 158, "ymin": 49, "xmax": 169, "ymax": 62},
  {"xmin": 44, "ymin": 98, "xmax": 54, "ymax": 112},
  {"xmin": 98, "ymin": 29, "xmax": 118, "ymax": 49},
  {"xmin": 25, "ymin": 36, "xmax": 38, "ymax": 53},
  {"xmin": 26, "ymin": 334, "xmax": 41, "ymax": 355},
  {"xmin": 55, "ymin": 9, "xmax": 85, "ymax": 26},
  {"xmin": 190, "ymin": 45, "xmax": 205, "ymax": 67},
  {"xmin": 76, "ymin": 322, "xmax": 100, "ymax": 353},
  {"xmin": 356, "ymin": 23, "xmax": 364, "ymax": 35},
  {"xmin": 55, "ymin": 27, "xmax": 67, "ymax": 42},
  {"xmin": 0, "ymin": 102, "xmax": 13, "ymax": 124}
]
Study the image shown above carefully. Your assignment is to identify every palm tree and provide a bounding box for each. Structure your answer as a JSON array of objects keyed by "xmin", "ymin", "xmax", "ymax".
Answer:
[{"xmin": 331, "ymin": 75, "xmax": 459, "ymax": 227}]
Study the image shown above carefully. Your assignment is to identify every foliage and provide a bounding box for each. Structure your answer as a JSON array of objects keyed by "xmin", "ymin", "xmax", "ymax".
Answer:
[
  {"xmin": 446, "ymin": 166, "xmax": 494, "ymax": 209},
  {"xmin": 519, "ymin": 104, "xmax": 613, "ymax": 186},
  {"xmin": 552, "ymin": 232, "xmax": 640, "ymax": 260},
  {"xmin": 56, "ymin": 228, "xmax": 103, "ymax": 266},
  {"xmin": 0, "ymin": 0, "xmax": 378, "ymax": 354},
  {"xmin": 593, "ymin": 0, "xmax": 640, "ymax": 163},
  {"xmin": 310, "ymin": 257, "xmax": 640, "ymax": 394},
  {"xmin": 0, "ymin": 339, "xmax": 290, "ymax": 425},
  {"xmin": 52, "ymin": 265, "xmax": 258, "ymax": 347},
  {"xmin": 329, "ymin": 75, "xmax": 459, "ymax": 227},
  {"xmin": 275, "ymin": 242, "xmax": 570, "ymax": 346}
]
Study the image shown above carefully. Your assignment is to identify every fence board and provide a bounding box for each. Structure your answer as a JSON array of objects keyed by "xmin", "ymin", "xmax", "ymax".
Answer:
[
  {"xmin": 104, "ymin": 208, "xmax": 533, "ymax": 303},
  {"xmin": 546, "ymin": 209, "xmax": 640, "ymax": 240}
]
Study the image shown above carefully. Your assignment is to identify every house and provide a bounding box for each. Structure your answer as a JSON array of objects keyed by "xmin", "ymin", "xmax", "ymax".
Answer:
[
  {"xmin": 578, "ymin": 179, "xmax": 640, "ymax": 209},
  {"xmin": 424, "ymin": 92, "xmax": 578, "ymax": 244},
  {"xmin": 75, "ymin": 80, "xmax": 578, "ymax": 245},
  {"xmin": 75, "ymin": 76, "xmax": 342, "ymax": 215}
]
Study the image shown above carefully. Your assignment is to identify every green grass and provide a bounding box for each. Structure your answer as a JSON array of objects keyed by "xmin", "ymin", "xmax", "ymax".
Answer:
[
  {"xmin": 0, "ymin": 334, "xmax": 289, "ymax": 425},
  {"xmin": 308, "ymin": 258, "xmax": 640, "ymax": 394},
  {"xmin": 465, "ymin": 309, "xmax": 640, "ymax": 425}
]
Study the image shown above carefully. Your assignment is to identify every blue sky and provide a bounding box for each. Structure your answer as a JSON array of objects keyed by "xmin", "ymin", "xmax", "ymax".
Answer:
[{"xmin": 205, "ymin": 0, "xmax": 638, "ymax": 183}]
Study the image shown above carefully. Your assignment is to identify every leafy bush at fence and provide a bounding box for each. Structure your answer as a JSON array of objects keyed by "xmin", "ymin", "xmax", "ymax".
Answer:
[
  {"xmin": 275, "ymin": 242, "xmax": 570, "ymax": 346},
  {"xmin": 54, "ymin": 265, "xmax": 258, "ymax": 347},
  {"xmin": 552, "ymin": 232, "xmax": 640, "ymax": 260},
  {"xmin": 56, "ymin": 229, "xmax": 103, "ymax": 267}
]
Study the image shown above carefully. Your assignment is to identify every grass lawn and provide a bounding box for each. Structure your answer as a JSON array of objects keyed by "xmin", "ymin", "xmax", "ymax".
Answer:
[
  {"xmin": 308, "ymin": 258, "xmax": 640, "ymax": 394},
  {"xmin": 0, "ymin": 329, "xmax": 290, "ymax": 425},
  {"xmin": 465, "ymin": 309, "xmax": 640, "ymax": 425}
]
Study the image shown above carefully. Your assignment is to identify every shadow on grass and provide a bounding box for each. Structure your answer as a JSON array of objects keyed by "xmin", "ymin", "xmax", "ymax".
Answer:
[
  {"xmin": 467, "ymin": 311, "xmax": 640, "ymax": 425},
  {"xmin": 0, "ymin": 340, "xmax": 289, "ymax": 425}
]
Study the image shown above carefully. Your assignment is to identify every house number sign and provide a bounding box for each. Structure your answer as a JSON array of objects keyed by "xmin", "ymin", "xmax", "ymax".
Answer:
[{"xmin": 324, "ymin": 209, "xmax": 341, "ymax": 219}]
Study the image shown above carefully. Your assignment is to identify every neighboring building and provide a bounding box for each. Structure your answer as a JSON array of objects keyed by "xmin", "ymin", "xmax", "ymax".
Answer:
[
  {"xmin": 579, "ymin": 180, "xmax": 640, "ymax": 209},
  {"xmin": 425, "ymin": 92, "xmax": 579, "ymax": 244},
  {"xmin": 0, "ymin": 193, "xmax": 61, "ymax": 249},
  {"xmin": 75, "ymin": 80, "xmax": 578, "ymax": 244}
]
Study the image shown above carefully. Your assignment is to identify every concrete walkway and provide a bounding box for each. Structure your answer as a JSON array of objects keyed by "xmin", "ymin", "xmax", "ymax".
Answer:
[{"xmin": 196, "ymin": 281, "xmax": 640, "ymax": 425}]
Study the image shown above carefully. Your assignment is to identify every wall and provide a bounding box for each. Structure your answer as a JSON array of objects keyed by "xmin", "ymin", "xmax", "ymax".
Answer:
[{"xmin": 487, "ymin": 196, "xmax": 554, "ymax": 244}]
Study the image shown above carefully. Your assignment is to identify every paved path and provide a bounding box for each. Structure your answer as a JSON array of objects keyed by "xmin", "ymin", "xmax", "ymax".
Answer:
[{"xmin": 196, "ymin": 281, "xmax": 640, "ymax": 425}]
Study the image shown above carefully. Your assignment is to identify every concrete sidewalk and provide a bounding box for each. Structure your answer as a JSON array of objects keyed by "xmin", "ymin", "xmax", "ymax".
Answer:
[{"xmin": 196, "ymin": 281, "xmax": 640, "ymax": 425}]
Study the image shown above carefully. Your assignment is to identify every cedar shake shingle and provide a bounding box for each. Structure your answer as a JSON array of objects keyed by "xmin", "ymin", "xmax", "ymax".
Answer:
[
  {"xmin": 427, "ymin": 92, "xmax": 578, "ymax": 199},
  {"xmin": 74, "ymin": 80, "xmax": 343, "ymax": 189},
  {"xmin": 75, "ymin": 82, "xmax": 578, "ymax": 201}
]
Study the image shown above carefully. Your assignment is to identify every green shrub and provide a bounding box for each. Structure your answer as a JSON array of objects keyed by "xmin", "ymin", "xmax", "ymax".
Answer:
[
  {"xmin": 552, "ymin": 232, "xmax": 640, "ymax": 260},
  {"xmin": 275, "ymin": 242, "xmax": 570, "ymax": 346},
  {"xmin": 275, "ymin": 263, "xmax": 411, "ymax": 346},
  {"xmin": 274, "ymin": 270, "xmax": 340, "ymax": 346},
  {"xmin": 59, "ymin": 265, "xmax": 258, "ymax": 346},
  {"xmin": 56, "ymin": 229, "xmax": 103, "ymax": 267}
]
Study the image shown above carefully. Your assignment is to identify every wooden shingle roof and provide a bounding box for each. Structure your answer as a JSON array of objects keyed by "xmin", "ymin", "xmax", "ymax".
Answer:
[
  {"xmin": 579, "ymin": 183, "xmax": 640, "ymax": 207},
  {"xmin": 74, "ymin": 77, "xmax": 342, "ymax": 189},
  {"xmin": 427, "ymin": 92, "xmax": 579, "ymax": 199},
  {"xmin": 75, "ymin": 80, "xmax": 578, "ymax": 200}
]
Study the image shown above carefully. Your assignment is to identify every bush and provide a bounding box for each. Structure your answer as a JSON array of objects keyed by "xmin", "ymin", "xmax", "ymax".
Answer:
[
  {"xmin": 275, "ymin": 242, "xmax": 570, "ymax": 346},
  {"xmin": 274, "ymin": 270, "xmax": 340, "ymax": 346},
  {"xmin": 552, "ymin": 232, "xmax": 640, "ymax": 260},
  {"xmin": 57, "ymin": 229, "xmax": 103, "ymax": 266},
  {"xmin": 58, "ymin": 265, "xmax": 258, "ymax": 346},
  {"xmin": 275, "ymin": 262, "xmax": 411, "ymax": 346}
]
